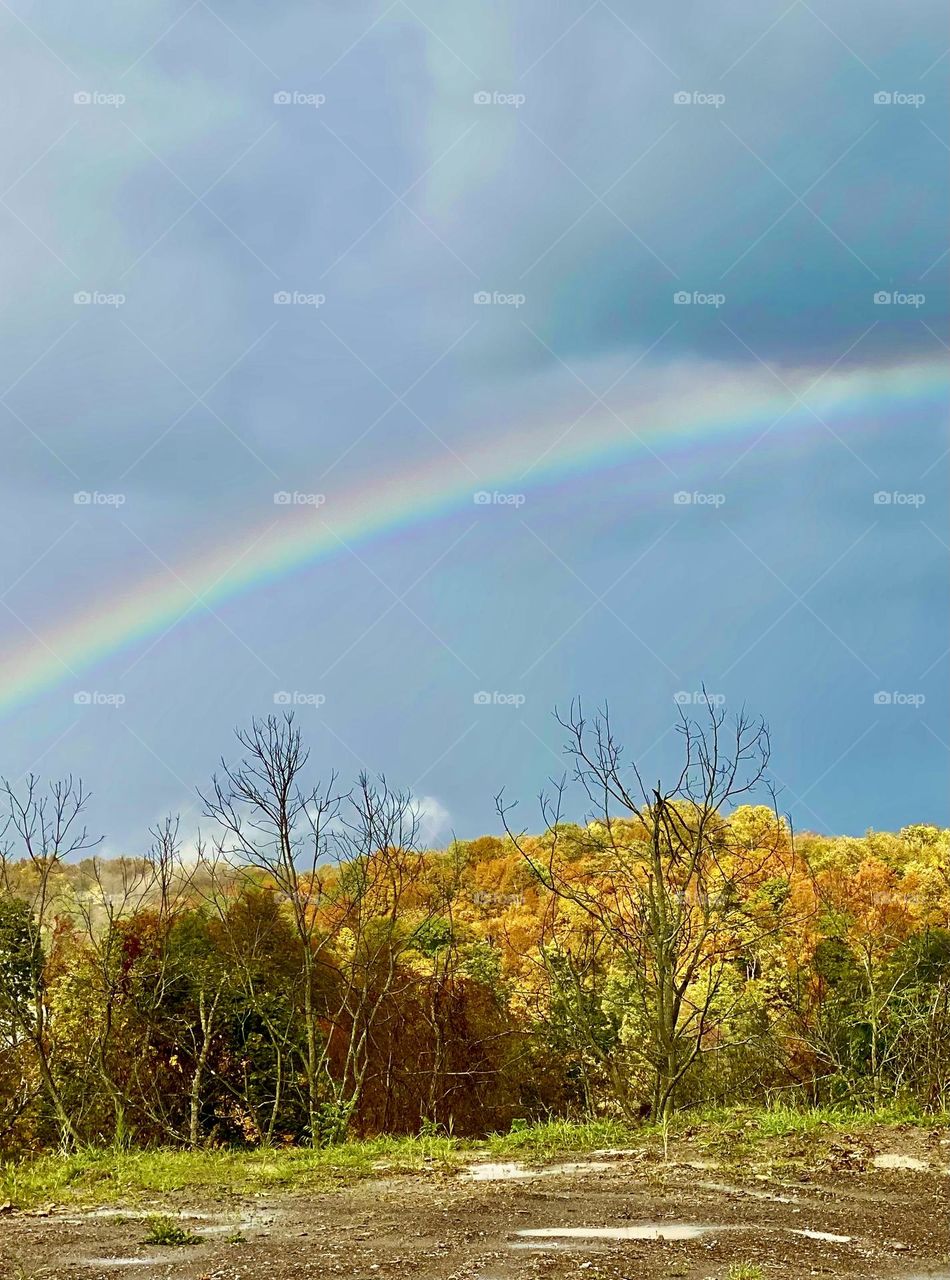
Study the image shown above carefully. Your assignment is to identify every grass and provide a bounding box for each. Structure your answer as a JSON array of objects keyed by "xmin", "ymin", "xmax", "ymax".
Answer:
[
  {"xmin": 726, "ymin": 1265, "xmax": 765, "ymax": 1280},
  {"xmin": 0, "ymin": 1104, "xmax": 945, "ymax": 1210},
  {"xmin": 486, "ymin": 1117, "xmax": 635, "ymax": 1157},
  {"xmin": 683, "ymin": 1100, "xmax": 947, "ymax": 1139},
  {"xmin": 0, "ymin": 1132, "xmax": 467, "ymax": 1210},
  {"xmin": 142, "ymin": 1213, "xmax": 202, "ymax": 1246}
]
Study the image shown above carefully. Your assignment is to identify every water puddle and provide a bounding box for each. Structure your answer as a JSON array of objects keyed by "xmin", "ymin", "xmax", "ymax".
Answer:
[
  {"xmin": 791, "ymin": 1229, "xmax": 852, "ymax": 1244},
  {"xmin": 81, "ymin": 1258, "xmax": 167, "ymax": 1268},
  {"xmin": 873, "ymin": 1154, "xmax": 928, "ymax": 1171},
  {"xmin": 465, "ymin": 1162, "xmax": 536, "ymax": 1182},
  {"xmin": 74, "ymin": 1208, "xmax": 157, "ymax": 1221},
  {"xmin": 464, "ymin": 1159, "xmax": 613, "ymax": 1182},
  {"xmin": 515, "ymin": 1223, "xmax": 719, "ymax": 1243},
  {"xmin": 695, "ymin": 1179, "xmax": 796, "ymax": 1204}
]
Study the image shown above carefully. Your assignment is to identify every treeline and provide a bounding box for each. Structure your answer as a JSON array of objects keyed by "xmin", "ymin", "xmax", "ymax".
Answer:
[{"xmin": 0, "ymin": 706, "xmax": 947, "ymax": 1154}]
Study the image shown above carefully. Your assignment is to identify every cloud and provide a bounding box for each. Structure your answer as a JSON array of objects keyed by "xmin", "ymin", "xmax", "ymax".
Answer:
[{"xmin": 410, "ymin": 795, "xmax": 452, "ymax": 848}]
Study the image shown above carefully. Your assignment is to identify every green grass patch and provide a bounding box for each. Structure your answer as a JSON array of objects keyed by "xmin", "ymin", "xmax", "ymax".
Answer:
[
  {"xmin": 669, "ymin": 1100, "xmax": 948, "ymax": 1140},
  {"xmin": 142, "ymin": 1213, "xmax": 202, "ymax": 1246},
  {"xmin": 1, "ymin": 1106, "xmax": 945, "ymax": 1210},
  {"xmin": 0, "ymin": 1133, "xmax": 466, "ymax": 1210},
  {"xmin": 485, "ymin": 1117, "xmax": 636, "ymax": 1158}
]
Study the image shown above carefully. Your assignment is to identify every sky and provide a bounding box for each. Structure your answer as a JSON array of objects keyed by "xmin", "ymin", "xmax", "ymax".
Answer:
[{"xmin": 0, "ymin": 0, "xmax": 947, "ymax": 853}]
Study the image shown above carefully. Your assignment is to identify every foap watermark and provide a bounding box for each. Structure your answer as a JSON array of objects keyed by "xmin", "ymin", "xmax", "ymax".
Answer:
[
  {"xmin": 471, "ymin": 890, "xmax": 524, "ymax": 908},
  {"xmin": 74, "ymin": 90, "xmax": 125, "ymax": 108},
  {"xmin": 674, "ymin": 90, "xmax": 725, "ymax": 108},
  {"xmin": 674, "ymin": 290, "xmax": 725, "ymax": 308},
  {"xmin": 74, "ymin": 490, "xmax": 126, "ymax": 506},
  {"xmin": 74, "ymin": 691, "xmax": 126, "ymax": 707},
  {"xmin": 274, "ymin": 691, "xmax": 326, "ymax": 707},
  {"xmin": 474, "ymin": 490, "xmax": 525, "ymax": 507},
  {"xmin": 274, "ymin": 290, "xmax": 325, "ymax": 308},
  {"xmin": 874, "ymin": 691, "xmax": 925, "ymax": 707},
  {"xmin": 274, "ymin": 491, "xmax": 326, "ymax": 506},
  {"xmin": 873, "ymin": 490, "xmax": 925, "ymax": 507},
  {"xmin": 874, "ymin": 290, "xmax": 925, "ymax": 307},
  {"xmin": 874, "ymin": 91, "xmax": 925, "ymax": 108},
  {"xmin": 674, "ymin": 690, "xmax": 726, "ymax": 707},
  {"xmin": 474, "ymin": 290, "xmax": 526, "ymax": 308},
  {"xmin": 274, "ymin": 90, "xmax": 325, "ymax": 108},
  {"xmin": 74, "ymin": 290, "xmax": 125, "ymax": 308},
  {"xmin": 674, "ymin": 490, "xmax": 725, "ymax": 507},
  {"xmin": 473, "ymin": 690, "xmax": 525, "ymax": 707},
  {"xmin": 473, "ymin": 90, "xmax": 525, "ymax": 108}
]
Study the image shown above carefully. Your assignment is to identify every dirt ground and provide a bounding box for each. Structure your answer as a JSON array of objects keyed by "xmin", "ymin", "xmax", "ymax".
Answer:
[{"xmin": 3, "ymin": 1128, "xmax": 948, "ymax": 1280}]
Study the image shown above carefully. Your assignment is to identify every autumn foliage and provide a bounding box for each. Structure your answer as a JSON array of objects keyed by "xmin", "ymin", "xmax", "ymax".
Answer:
[{"xmin": 0, "ymin": 711, "xmax": 947, "ymax": 1155}]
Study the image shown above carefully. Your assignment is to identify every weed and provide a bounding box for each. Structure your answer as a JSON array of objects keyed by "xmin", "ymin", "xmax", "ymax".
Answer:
[
  {"xmin": 141, "ymin": 1214, "xmax": 202, "ymax": 1246},
  {"xmin": 0, "ymin": 1108, "xmax": 945, "ymax": 1211}
]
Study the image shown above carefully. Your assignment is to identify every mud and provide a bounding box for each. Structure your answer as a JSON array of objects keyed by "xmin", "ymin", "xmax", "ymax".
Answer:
[{"xmin": 2, "ymin": 1129, "xmax": 948, "ymax": 1280}]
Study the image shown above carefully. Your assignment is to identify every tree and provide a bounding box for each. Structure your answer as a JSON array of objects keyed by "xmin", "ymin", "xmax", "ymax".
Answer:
[
  {"xmin": 498, "ymin": 696, "xmax": 790, "ymax": 1119},
  {"xmin": 200, "ymin": 714, "xmax": 340, "ymax": 1142},
  {"xmin": 201, "ymin": 715, "xmax": 434, "ymax": 1142},
  {"xmin": 0, "ymin": 775, "xmax": 100, "ymax": 1147}
]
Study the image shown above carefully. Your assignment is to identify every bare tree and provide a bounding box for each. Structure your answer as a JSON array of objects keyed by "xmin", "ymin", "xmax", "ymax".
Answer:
[
  {"xmin": 498, "ymin": 696, "xmax": 789, "ymax": 1119},
  {"xmin": 200, "ymin": 714, "xmax": 340, "ymax": 1142},
  {"xmin": 0, "ymin": 775, "xmax": 100, "ymax": 1147},
  {"xmin": 72, "ymin": 854, "xmax": 158, "ymax": 1144},
  {"xmin": 201, "ymin": 716, "xmax": 436, "ymax": 1142},
  {"xmin": 321, "ymin": 772, "xmax": 429, "ymax": 1139}
]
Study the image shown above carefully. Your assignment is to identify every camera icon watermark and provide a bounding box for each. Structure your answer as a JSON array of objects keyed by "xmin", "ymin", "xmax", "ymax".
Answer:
[
  {"xmin": 673, "ymin": 90, "xmax": 725, "ymax": 108},
  {"xmin": 873, "ymin": 290, "xmax": 925, "ymax": 307},
  {"xmin": 74, "ymin": 690, "xmax": 126, "ymax": 707},
  {"xmin": 74, "ymin": 290, "xmax": 125, "ymax": 308},
  {"xmin": 473, "ymin": 290, "xmax": 526, "ymax": 308},
  {"xmin": 673, "ymin": 290, "xmax": 725, "ymax": 308},
  {"xmin": 473, "ymin": 90, "xmax": 526, "ymax": 108},
  {"xmin": 674, "ymin": 690, "xmax": 726, "ymax": 707},
  {"xmin": 73, "ymin": 491, "xmax": 126, "ymax": 507},
  {"xmin": 273, "ymin": 691, "xmax": 326, "ymax": 706},
  {"xmin": 473, "ymin": 690, "xmax": 526, "ymax": 707},
  {"xmin": 274, "ymin": 291, "xmax": 326, "ymax": 308},
  {"xmin": 873, "ymin": 91, "xmax": 925, "ymax": 107},
  {"xmin": 873, "ymin": 691, "xmax": 925, "ymax": 707},
  {"xmin": 673, "ymin": 490, "xmax": 726, "ymax": 507},
  {"xmin": 274, "ymin": 491, "xmax": 326, "ymax": 506},
  {"xmin": 473, "ymin": 490, "xmax": 525, "ymax": 507},
  {"xmin": 74, "ymin": 90, "xmax": 125, "ymax": 108},
  {"xmin": 273, "ymin": 90, "xmax": 326, "ymax": 108},
  {"xmin": 873, "ymin": 491, "xmax": 925, "ymax": 507}
]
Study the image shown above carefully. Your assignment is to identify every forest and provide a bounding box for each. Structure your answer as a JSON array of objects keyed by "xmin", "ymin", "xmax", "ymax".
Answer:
[{"xmin": 0, "ymin": 703, "xmax": 947, "ymax": 1157}]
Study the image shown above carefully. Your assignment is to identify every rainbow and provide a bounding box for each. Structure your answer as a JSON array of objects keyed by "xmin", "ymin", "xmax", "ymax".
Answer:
[{"xmin": 1, "ymin": 355, "xmax": 946, "ymax": 715}]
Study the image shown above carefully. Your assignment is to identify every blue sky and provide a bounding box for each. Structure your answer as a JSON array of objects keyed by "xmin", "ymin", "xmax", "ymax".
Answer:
[{"xmin": 0, "ymin": 0, "xmax": 947, "ymax": 851}]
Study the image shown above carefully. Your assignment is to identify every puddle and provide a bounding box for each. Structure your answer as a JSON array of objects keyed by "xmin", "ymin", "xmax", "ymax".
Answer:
[
  {"xmin": 81, "ymin": 1259, "xmax": 167, "ymax": 1268},
  {"xmin": 873, "ymin": 1154, "xmax": 928, "ymax": 1171},
  {"xmin": 515, "ymin": 1223, "xmax": 720, "ymax": 1242},
  {"xmin": 465, "ymin": 1162, "xmax": 536, "ymax": 1182},
  {"xmin": 464, "ymin": 1160, "xmax": 613, "ymax": 1182},
  {"xmin": 76, "ymin": 1208, "xmax": 157, "ymax": 1221},
  {"xmin": 695, "ymin": 1179, "xmax": 796, "ymax": 1204},
  {"xmin": 791, "ymin": 1229, "xmax": 852, "ymax": 1244}
]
